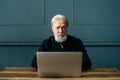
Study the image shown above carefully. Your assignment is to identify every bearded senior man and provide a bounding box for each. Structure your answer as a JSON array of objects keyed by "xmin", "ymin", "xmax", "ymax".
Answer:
[{"xmin": 31, "ymin": 14, "xmax": 92, "ymax": 71}]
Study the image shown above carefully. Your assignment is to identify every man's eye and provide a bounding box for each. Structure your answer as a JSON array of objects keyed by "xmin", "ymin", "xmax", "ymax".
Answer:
[
  {"xmin": 62, "ymin": 27, "xmax": 66, "ymax": 29},
  {"xmin": 56, "ymin": 27, "xmax": 60, "ymax": 29}
]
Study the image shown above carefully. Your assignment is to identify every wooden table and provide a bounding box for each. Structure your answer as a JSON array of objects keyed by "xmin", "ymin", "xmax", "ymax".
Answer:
[{"xmin": 0, "ymin": 67, "xmax": 120, "ymax": 80}]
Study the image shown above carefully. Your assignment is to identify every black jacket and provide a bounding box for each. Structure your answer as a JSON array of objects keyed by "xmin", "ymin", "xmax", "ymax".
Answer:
[{"xmin": 31, "ymin": 35, "xmax": 92, "ymax": 71}]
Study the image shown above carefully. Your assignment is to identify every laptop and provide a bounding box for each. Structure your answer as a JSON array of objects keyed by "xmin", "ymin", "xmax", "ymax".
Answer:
[{"xmin": 36, "ymin": 52, "xmax": 82, "ymax": 77}]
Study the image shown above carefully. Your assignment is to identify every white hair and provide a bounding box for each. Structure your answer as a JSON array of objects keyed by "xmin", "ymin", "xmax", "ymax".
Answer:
[{"xmin": 51, "ymin": 14, "xmax": 68, "ymax": 26}]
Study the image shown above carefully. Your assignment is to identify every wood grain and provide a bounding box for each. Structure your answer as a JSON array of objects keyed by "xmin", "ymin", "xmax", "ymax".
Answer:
[{"xmin": 0, "ymin": 67, "xmax": 120, "ymax": 80}]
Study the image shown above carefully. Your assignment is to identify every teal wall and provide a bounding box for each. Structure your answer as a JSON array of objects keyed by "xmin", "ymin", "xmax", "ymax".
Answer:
[{"xmin": 0, "ymin": 0, "xmax": 120, "ymax": 70}]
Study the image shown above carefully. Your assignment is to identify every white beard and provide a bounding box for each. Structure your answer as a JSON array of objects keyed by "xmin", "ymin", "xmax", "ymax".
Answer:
[{"xmin": 54, "ymin": 35, "xmax": 67, "ymax": 43}]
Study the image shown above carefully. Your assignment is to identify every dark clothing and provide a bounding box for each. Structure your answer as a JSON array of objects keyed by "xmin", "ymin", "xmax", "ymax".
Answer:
[{"xmin": 31, "ymin": 35, "xmax": 92, "ymax": 71}]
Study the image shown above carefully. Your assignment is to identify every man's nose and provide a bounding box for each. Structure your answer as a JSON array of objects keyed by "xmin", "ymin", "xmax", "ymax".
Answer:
[{"xmin": 59, "ymin": 28, "xmax": 63, "ymax": 32}]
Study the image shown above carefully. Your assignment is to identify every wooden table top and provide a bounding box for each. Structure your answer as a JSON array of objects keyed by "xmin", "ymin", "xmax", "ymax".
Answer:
[{"xmin": 0, "ymin": 67, "xmax": 120, "ymax": 80}]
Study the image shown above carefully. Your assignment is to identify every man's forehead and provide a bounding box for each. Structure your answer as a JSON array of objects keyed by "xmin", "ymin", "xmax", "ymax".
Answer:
[{"xmin": 54, "ymin": 24, "xmax": 66, "ymax": 27}]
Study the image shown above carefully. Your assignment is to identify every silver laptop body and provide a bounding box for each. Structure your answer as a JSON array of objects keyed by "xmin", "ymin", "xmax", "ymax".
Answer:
[{"xmin": 36, "ymin": 52, "xmax": 82, "ymax": 77}]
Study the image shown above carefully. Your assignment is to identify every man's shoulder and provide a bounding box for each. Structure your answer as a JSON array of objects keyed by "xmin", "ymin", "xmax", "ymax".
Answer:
[
  {"xmin": 67, "ymin": 35, "xmax": 85, "ymax": 48},
  {"xmin": 68, "ymin": 35, "xmax": 82, "ymax": 42}
]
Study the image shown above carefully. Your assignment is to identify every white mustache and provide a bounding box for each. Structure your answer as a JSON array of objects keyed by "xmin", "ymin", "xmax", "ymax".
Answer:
[{"xmin": 58, "ymin": 33, "xmax": 65, "ymax": 36}]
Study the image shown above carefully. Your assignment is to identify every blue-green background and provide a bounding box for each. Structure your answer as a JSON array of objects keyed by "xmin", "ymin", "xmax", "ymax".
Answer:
[{"xmin": 0, "ymin": 0, "xmax": 120, "ymax": 70}]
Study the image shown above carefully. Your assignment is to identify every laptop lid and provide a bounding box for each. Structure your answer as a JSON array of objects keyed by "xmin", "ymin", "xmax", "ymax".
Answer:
[{"xmin": 36, "ymin": 52, "xmax": 82, "ymax": 77}]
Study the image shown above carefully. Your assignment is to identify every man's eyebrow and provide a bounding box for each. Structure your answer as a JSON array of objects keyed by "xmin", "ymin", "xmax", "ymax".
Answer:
[{"xmin": 55, "ymin": 26, "xmax": 60, "ymax": 28}]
